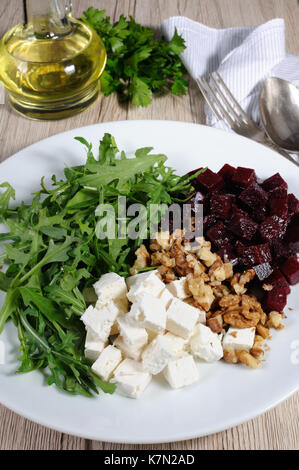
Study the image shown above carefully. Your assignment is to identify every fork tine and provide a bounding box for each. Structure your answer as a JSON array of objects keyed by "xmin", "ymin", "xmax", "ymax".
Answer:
[
  {"xmin": 209, "ymin": 73, "xmax": 243, "ymax": 125},
  {"xmin": 215, "ymin": 72, "xmax": 251, "ymax": 121},
  {"xmin": 201, "ymin": 76, "xmax": 236, "ymax": 128},
  {"xmin": 196, "ymin": 78, "xmax": 222, "ymax": 121}
]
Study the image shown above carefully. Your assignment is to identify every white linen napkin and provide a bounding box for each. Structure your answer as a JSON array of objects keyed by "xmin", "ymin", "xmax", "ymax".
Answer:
[{"xmin": 162, "ymin": 17, "xmax": 299, "ymax": 148}]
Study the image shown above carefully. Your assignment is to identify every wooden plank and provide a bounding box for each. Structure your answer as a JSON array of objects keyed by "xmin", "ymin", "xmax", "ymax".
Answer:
[{"xmin": 0, "ymin": 0, "xmax": 299, "ymax": 451}]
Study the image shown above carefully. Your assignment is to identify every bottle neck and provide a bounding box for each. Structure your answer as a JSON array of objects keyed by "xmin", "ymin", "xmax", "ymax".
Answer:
[{"xmin": 23, "ymin": 0, "xmax": 73, "ymax": 38}]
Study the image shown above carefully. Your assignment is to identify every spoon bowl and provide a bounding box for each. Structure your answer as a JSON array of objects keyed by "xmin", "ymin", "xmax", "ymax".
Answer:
[{"xmin": 260, "ymin": 77, "xmax": 299, "ymax": 154}]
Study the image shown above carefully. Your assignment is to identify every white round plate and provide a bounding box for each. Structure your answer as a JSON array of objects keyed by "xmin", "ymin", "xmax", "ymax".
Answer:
[{"xmin": 0, "ymin": 120, "xmax": 298, "ymax": 444}]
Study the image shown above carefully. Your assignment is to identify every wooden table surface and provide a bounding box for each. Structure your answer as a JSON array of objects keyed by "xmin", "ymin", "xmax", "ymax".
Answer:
[{"xmin": 0, "ymin": 0, "xmax": 298, "ymax": 451}]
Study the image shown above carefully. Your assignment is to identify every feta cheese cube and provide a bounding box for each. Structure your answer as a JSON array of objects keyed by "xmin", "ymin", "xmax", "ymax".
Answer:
[
  {"xmin": 84, "ymin": 328, "xmax": 106, "ymax": 362},
  {"xmin": 93, "ymin": 272, "xmax": 127, "ymax": 302},
  {"xmin": 113, "ymin": 336, "xmax": 144, "ymax": 361},
  {"xmin": 166, "ymin": 298, "xmax": 200, "ymax": 339},
  {"xmin": 163, "ymin": 332, "xmax": 188, "ymax": 357},
  {"xmin": 92, "ymin": 345, "xmax": 122, "ymax": 381},
  {"xmin": 166, "ymin": 277, "xmax": 190, "ymax": 300},
  {"xmin": 189, "ymin": 324, "xmax": 223, "ymax": 362},
  {"xmin": 127, "ymin": 271, "xmax": 165, "ymax": 303},
  {"xmin": 113, "ymin": 358, "xmax": 146, "ymax": 377},
  {"xmin": 81, "ymin": 302, "xmax": 119, "ymax": 341},
  {"xmin": 126, "ymin": 269, "xmax": 159, "ymax": 288},
  {"xmin": 222, "ymin": 327, "xmax": 256, "ymax": 352},
  {"xmin": 128, "ymin": 292, "xmax": 167, "ymax": 333},
  {"xmin": 164, "ymin": 354, "xmax": 199, "ymax": 389},
  {"xmin": 111, "ymin": 373, "xmax": 152, "ymax": 399},
  {"xmin": 142, "ymin": 335, "xmax": 175, "ymax": 375},
  {"xmin": 117, "ymin": 316, "xmax": 148, "ymax": 349},
  {"xmin": 158, "ymin": 288, "xmax": 174, "ymax": 309},
  {"xmin": 96, "ymin": 296, "xmax": 129, "ymax": 315},
  {"xmin": 112, "ymin": 358, "xmax": 152, "ymax": 399}
]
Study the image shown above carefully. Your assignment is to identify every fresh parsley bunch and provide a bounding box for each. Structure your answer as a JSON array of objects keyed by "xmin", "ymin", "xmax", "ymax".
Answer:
[
  {"xmin": 0, "ymin": 134, "xmax": 195, "ymax": 396},
  {"xmin": 82, "ymin": 8, "xmax": 188, "ymax": 106}
]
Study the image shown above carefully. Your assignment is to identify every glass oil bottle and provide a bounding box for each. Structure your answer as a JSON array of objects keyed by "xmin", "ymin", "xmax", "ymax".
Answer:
[{"xmin": 0, "ymin": 0, "xmax": 107, "ymax": 120}]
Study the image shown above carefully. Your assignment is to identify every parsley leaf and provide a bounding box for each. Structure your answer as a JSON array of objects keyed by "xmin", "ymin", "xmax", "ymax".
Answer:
[{"xmin": 82, "ymin": 8, "xmax": 188, "ymax": 106}]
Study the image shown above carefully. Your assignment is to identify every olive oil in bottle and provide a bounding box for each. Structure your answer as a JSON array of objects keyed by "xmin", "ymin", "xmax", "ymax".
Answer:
[{"xmin": 0, "ymin": 0, "xmax": 107, "ymax": 120}]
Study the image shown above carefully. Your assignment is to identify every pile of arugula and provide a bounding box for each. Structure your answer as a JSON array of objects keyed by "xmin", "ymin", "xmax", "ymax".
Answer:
[
  {"xmin": 82, "ymin": 7, "xmax": 188, "ymax": 106},
  {"xmin": 0, "ymin": 134, "xmax": 196, "ymax": 397}
]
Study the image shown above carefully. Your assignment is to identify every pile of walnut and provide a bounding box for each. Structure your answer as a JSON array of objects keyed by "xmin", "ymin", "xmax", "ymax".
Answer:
[{"xmin": 130, "ymin": 231, "xmax": 284, "ymax": 369}]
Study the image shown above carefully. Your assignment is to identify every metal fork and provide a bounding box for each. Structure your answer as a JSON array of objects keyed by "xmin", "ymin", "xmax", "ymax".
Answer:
[{"xmin": 196, "ymin": 72, "xmax": 299, "ymax": 168}]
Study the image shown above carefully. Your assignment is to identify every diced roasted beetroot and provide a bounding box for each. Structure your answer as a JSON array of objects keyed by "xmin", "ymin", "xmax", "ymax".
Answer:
[
  {"xmin": 253, "ymin": 263, "xmax": 273, "ymax": 281},
  {"xmin": 269, "ymin": 188, "xmax": 288, "ymax": 218},
  {"xmin": 270, "ymin": 239, "xmax": 291, "ymax": 263},
  {"xmin": 203, "ymin": 215, "xmax": 217, "ymax": 231},
  {"xmin": 261, "ymin": 173, "xmax": 288, "ymax": 192},
  {"xmin": 288, "ymin": 193, "xmax": 299, "ymax": 221},
  {"xmin": 250, "ymin": 207, "xmax": 267, "ymax": 223},
  {"xmin": 238, "ymin": 182, "xmax": 268, "ymax": 212},
  {"xmin": 259, "ymin": 215, "xmax": 288, "ymax": 241},
  {"xmin": 210, "ymin": 193, "xmax": 233, "ymax": 220},
  {"xmin": 196, "ymin": 169, "xmax": 224, "ymax": 193},
  {"xmin": 264, "ymin": 287, "xmax": 287, "ymax": 313},
  {"xmin": 218, "ymin": 164, "xmax": 236, "ymax": 183},
  {"xmin": 237, "ymin": 243, "xmax": 272, "ymax": 267},
  {"xmin": 229, "ymin": 206, "xmax": 258, "ymax": 240},
  {"xmin": 266, "ymin": 269, "xmax": 291, "ymax": 295},
  {"xmin": 207, "ymin": 221, "xmax": 232, "ymax": 249},
  {"xmin": 218, "ymin": 244, "xmax": 239, "ymax": 266},
  {"xmin": 232, "ymin": 167, "xmax": 256, "ymax": 189},
  {"xmin": 285, "ymin": 224, "xmax": 299, "ymax": 253},
  {"xmin": 281, "ymin": 255, "xmax": 299, "ymax": 285}
]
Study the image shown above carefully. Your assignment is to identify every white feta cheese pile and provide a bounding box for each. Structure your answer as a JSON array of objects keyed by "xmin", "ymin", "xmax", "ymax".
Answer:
[{"xmin": 80, "ymin": 270, "xmax": 228, "ymax": 399}]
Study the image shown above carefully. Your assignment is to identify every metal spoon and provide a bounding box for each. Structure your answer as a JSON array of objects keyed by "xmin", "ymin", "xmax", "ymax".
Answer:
[{"xmin": 260, "ymin": 77, "xmax": 299, "ymax": 154}]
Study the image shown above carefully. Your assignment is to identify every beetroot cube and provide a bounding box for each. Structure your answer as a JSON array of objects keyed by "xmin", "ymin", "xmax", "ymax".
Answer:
[
  {"xmin": 281, "ymin": 255, "xmax": 299, "ymax": 285},
  {"xmin": 269, "ymin": 188, "xmax": 288, "ymax": 218},
  {"xmin": 253, "ymin": 263, "xmax": 273, "ymax": 281},
  {"xmin": 259, "ymin": 216, "xmax": 288, "ymax": 241},
  {"xmin": 232, "ymin": 167, "xmax": 256, "ymax": 189},
  {"xmin": 285, "ymin": 224, "xmax": 299, "ymax": 253},
  {"xmin": 264, "ymin": 288, "xmax": 287, "ymax": 313},
  {"xmin": 210, "ymin": 193, "xmax": 233, "ymax": 220},
  {"xmin": 218, "ymin": 164, "xmax": 236, "ymax": 183},
  {"xmin": 288, "ymin": 194, "xmax": 299, "ymax": 221},
  {"xmin": 207, "ymin": 221, "xmax": 232, "ymax": 249},
  {"xmin": 203, "ymin": 215, "xmax": 217, "ymax": 231},
  {"xmin": 196, "ymin": 169, "xmax": 224, "ymax": 193},
  {"xmin": 261, "ymin": 173, "xmax": 288, "ymax": 192},
  {"xmin": 237, "ymin": 243, "xmax": 272, "ymax": 267},
  {"xmin": 239, "ymin": 182, "xmax": 268, "ymax": 211},
  {"xmin": 266, "ymin": 269, "xmax": 290, "ymax": 295},
  {"xmin": 218, "ymin": 244, "xmax": 238, "ymax": 266},
  {"xmin": 271, "ymin": 239, "xmax": 291, "ymax": 263},
  {"xmin": 229, "ymin": 206, "xmax": 258, "ymax": 240},
  {"xmin": 251, "ymin": 207, "xmax": 267, "ymax": 223}
]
